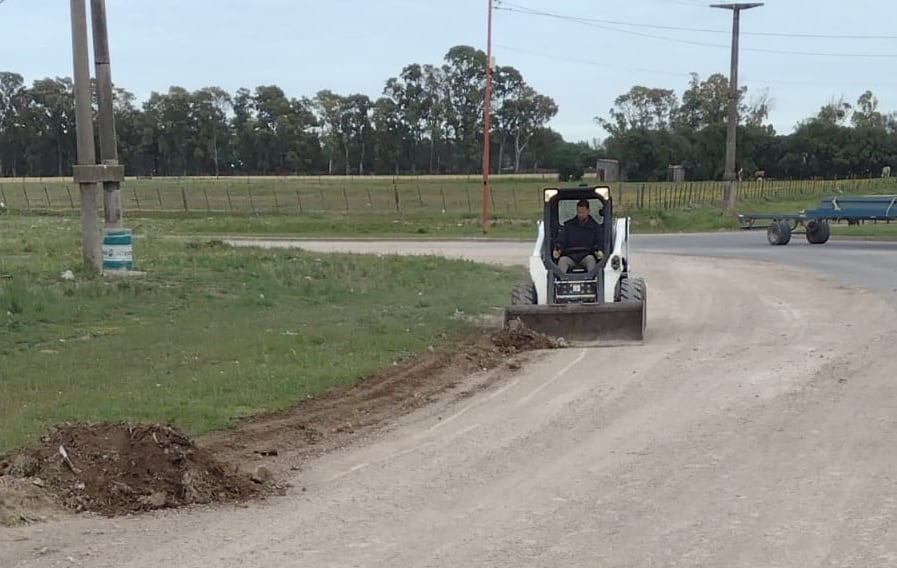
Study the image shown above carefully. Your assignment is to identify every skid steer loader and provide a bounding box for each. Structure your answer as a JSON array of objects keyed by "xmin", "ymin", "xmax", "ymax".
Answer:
[{"xmin": 503, "ymin": 184, "xmax": 647, "ymax": 344}]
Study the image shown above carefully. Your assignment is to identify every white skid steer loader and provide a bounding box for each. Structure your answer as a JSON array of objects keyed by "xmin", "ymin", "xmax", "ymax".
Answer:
[{"xmin": 503, "ymin": 184, "xmax": 647, "ymax": 344}]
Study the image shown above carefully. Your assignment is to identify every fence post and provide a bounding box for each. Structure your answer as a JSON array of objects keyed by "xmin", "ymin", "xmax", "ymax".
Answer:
[
  {"xmin": 67, "ymin": 185, "xmax": 75, "ymax": 210},
  {"xmin": 181, "ymin": 184, "xmax": 188, "ymax": 212},
  {"xmin": 296, "ymin": 189, "xmax": 303, "ymax": 213},
  {"xmin": 273, "ymin": 186, "xmax": 280, "ymax": 214},
  {"xmin": 43, "ymin": 185, "xmax": 51, "ymax": 209},
  {"xmin": 204, "ymin": 187, "xmax": 211, "ymax": 212},
  {"xmin": 393, "ymin": 177, "xmax": 400, "ymax": 212},
  {"xmin": 132, "ymin": 186, "xmax": 140, "ymax": 212}
]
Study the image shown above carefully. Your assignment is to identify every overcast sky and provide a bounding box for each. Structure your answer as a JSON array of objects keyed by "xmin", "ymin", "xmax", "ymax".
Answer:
[{"xmin": 2, "ymin": 0, "xmax": 895, "ymax": 143}]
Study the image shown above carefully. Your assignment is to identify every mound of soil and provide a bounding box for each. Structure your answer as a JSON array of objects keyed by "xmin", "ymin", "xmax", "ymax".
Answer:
[
  {"xmin": 491, "ymin": 318, "xmax": 565, "ymax": 352},
  {"xmin": 0, "ymin": 321, "xmax": 560, "ymax": 522},
  {"xmin": 0, "ymin": 422, "xmax": 260, "ymax": 518}
]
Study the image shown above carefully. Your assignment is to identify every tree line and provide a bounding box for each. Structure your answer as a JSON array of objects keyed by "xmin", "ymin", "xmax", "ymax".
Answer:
[
  {"xmin": 0, "ymin": 45, "xmax": 563, "ymax": 178},
  {"xmin": 1, "ymin": 43, "xmax": 896, "ymax": 181},
  {"xmin": 596, "ymin": 75, "xmax": 897, "ymax": 181}
]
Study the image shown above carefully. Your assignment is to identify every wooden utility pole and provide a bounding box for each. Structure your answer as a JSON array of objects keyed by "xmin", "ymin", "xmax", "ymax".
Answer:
[
  {"xmin": 482, "ymin": 0, "xmax": 494, "ymax": 234},
  {"xmin": 711, "ymin": 2, "xmax": 762, "ymax": 215},
  {"xmin": 69, "ymin": 0, "xmax": 101, "ymax": 270},
  {"xmin": 90, "ymin": 0, "xmax": 123, "ymax": 228}
]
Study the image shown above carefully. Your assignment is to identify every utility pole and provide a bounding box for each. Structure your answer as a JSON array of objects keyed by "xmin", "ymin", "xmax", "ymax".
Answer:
[
  {"xmin": 711, "ymin": 2, "xmax": 762, "ymax": 215},
  {"xmin": 90, "ymin": 0, "xmax": 123, "ymax": 228},
  {"xmin": 482, "ymin": 0, "xmax": 493, "ymax": 234},
  {"xmin": 69, "ymin": 0, "xmax": 101, "ymax": 270}
]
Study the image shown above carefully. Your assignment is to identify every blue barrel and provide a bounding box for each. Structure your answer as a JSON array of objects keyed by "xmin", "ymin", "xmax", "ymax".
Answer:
[{"xmin": 102, "ymin": 228, "xmax": 133, "ymax": 270}]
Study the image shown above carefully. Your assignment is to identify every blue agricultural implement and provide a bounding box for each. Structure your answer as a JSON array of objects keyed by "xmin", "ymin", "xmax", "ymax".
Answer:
[{"xmin": 737, "ymin": 194, "xmax": 897, "ymax": 246}]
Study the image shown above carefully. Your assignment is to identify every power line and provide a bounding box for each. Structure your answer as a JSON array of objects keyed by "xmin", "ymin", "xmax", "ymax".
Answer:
[
  {"xmin": 496, "ymin": 2, "xmax": 897, "ymax": 53},
  {"xmin": 498, "ymin": 0, "xmax": 897, "ymax": 39},
  {"xmin": 493, "ymin": 43, "xmax": 897, "ymax": 89}
]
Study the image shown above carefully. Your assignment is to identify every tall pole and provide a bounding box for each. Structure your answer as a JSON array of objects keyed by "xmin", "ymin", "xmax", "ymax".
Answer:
[
  {"xmin": 711, "ymin": 2, "xmax": 762, "ymax": 214},
  {"xmin": 70, "ymin": 0, "xmax": 102, "ymax": 270},
  {"xmin": 482, "ymin": 0, "xmax": 493, "ymax": 234},
  {"xmin": 90, "ymin": 0, "xmax": 123, "ymax": 228}
]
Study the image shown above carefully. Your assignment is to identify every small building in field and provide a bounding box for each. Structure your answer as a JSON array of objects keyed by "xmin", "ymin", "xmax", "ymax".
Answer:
[
  {"xmin": 667, "ymin": 164, "xmax": 686, "ymax": 182},
  {"xmin": 595, "ymin": 158, "xmax": 621, "ymax": 181}
]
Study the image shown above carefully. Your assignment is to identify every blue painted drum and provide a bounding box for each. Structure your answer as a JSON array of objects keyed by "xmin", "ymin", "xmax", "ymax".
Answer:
[{"xmin": 102, "ymin": 228, "xmax": 133, "ymax": 270}]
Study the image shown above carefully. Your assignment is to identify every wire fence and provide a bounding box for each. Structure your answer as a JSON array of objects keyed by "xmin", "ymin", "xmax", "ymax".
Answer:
[{"xmin": 1, "ymin": 175, "xmax": 892, "ymax": 217}]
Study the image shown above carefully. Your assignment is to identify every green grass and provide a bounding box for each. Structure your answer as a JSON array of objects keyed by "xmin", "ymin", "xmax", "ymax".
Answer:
[{"xmin": 0, "ymin": 215, "xmax": 526, "ymax": 454}]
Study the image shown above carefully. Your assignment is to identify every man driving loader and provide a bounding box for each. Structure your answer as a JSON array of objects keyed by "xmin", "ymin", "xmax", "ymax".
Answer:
[{"xmin": 552, "ymin": 198, "xmax": 605, "ymax": 272}]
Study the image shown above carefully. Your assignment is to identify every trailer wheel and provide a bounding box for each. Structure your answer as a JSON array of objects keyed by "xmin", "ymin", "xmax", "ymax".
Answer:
[
  {"xmin": 767, "ymin": 220, "xmax": 791, "ymax": 246},
  {"xmin": 805, "ymin": 220, "xmax": 830, "ymax": 244},
  {"xmin": 510, "ymin": 281, "xmax": 537, "ymax": 305}
]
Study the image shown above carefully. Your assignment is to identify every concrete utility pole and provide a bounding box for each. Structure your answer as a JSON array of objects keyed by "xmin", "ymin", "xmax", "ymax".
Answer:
[
  {"xmin": 70, "ymin": 0, "xmax": 101, "ymax": 270},
  {"xmin": 90, "ymin": 0, "xmax": 123, "ymax": 228},
  {"xmin": 482, "ymin": 0, "xmax": 493, "ymax": 234},
  {"xmin": 711, "ymin": 2, "xmax": 762, "ymax": 215}
]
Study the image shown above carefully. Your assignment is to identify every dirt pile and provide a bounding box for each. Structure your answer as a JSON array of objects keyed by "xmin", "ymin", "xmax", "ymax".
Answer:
[
  {"xmin": 0, "ymin": 422, "xmax": 261, "ymax": 518},
  {"xmin": 490, "ymin": 318, "xmax": 564, "ymax": 353},
  {"xmin": 0, "ymin": 323, "xmax": 560, "ymax": 523}
]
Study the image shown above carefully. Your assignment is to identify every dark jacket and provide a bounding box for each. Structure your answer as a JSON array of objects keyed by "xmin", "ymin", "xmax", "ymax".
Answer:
[{"xmin": 555, "ymin": 215, "xmax": 604, "ymax": 262}]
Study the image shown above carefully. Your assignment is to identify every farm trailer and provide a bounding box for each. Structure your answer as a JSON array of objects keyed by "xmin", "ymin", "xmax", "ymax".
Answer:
[{"xmin": 737, "ymin": 194, "xmax": 897, "ymax": 246}]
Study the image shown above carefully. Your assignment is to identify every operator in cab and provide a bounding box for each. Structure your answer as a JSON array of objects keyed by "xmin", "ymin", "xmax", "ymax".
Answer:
[{"xmin": 552, "ymin": 198, "xmax": 605, "ymax": 272}]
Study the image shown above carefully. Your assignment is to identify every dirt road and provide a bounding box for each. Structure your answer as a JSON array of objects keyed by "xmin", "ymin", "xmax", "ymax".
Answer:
[{"xmin": 4, "ymin": 246, "xmax": 897, "ymax": 567}]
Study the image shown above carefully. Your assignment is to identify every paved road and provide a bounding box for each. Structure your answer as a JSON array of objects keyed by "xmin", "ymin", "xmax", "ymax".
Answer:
[
  {"xmin": 244, "ymin": 230, "xmax": 897, "ymax": 306},
  {"xmin": 633, "ymin": 231, "xmax": 897, "ymax": 306},
  {"xmin": 4, "ymin": 233, "xmax": 897, "ymax": 567}
]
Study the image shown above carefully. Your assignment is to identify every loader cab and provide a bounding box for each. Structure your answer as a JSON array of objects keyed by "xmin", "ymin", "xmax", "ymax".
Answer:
[{"xmin": 542, "ymin": 185, "xmax": 614, "ymax": 276}]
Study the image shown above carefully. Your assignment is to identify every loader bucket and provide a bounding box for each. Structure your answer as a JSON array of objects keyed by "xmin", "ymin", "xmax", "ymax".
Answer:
[{"xmin": 502, "ymin": 301, "xmax": 646, "ymax": 346}]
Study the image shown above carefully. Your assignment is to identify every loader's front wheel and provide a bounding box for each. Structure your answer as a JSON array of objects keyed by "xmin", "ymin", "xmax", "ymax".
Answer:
[
  {"xmin": 510, "ymin": 281, "xmax": 537, "ymax": 305},
  {"xmin": 619, "ymin": 276, "xmax": 647, "ymax": 337},
  {"xmin": 619, "ymin": 276, "xmax": 646, "ymax": 304}
]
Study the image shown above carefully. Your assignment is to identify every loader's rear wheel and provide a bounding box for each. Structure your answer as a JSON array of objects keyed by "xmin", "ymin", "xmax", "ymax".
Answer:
[
  {"xmin": 510, "ymin": 281, "xmax": 537, "ymax": 305},
  {"xmin": 806, "ymin": 220, "xmax": 830, "ymax": 244}
]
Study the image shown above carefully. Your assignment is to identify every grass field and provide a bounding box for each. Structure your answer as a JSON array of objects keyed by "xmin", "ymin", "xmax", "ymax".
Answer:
[{"xmin": 0, "ymin": 215, "xmax": 527, "ymax": 454}]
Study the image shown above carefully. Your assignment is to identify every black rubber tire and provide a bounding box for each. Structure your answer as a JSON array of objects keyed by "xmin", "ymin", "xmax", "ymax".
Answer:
[
  {"xmin": 619, "ymin": 276, "xmax": 646, "ymax": 303},
  {"xmin": 510, "ymin": 281, "xmax": 537, "ymax": 305},
  {"xmin": 767, "ymin": 220, "xmax": 791, "ymax": 246},
  {"xmin": 619, "ymin": 276, "xmax": 647, "ymax": 337},
  {"xmin": 806, "ymin": 220, "xmax": 830, "ymax": 244}
]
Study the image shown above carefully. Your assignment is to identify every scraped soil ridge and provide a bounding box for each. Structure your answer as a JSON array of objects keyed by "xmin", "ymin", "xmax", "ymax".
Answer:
[{"xmin": 0, "ymin": 322, "xmax": 560, "ymax": 524}]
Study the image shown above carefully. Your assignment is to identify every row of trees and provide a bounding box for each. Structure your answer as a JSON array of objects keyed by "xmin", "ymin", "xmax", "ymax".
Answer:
[
  {"xmin": 2, "ymin": 43, "xmax": 896, "ymax": 181},
  {"xmin": 597, "ymin": 74, "xmax": 897, "ymax": 181},
  {"xmin": 0, "ymin": 45, "xmax": 562, "ymax": 178}
]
